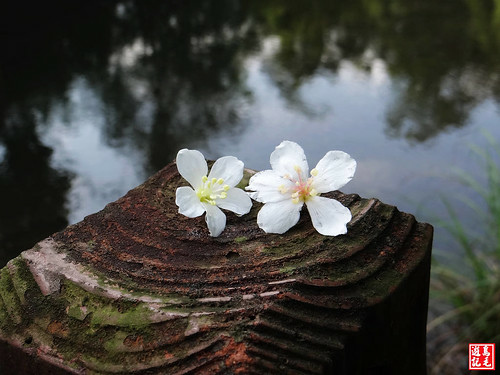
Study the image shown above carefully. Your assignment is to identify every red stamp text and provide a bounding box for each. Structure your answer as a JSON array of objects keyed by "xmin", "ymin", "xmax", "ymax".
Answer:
[{"xmin": 469, "ymin": 343, "xmax": 495, "ymax": 370}]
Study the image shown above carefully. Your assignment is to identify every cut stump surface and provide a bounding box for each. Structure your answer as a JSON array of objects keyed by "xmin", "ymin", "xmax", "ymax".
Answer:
[{"xmin": 0, "ymin": 162, "xmax": 433, "ymax": 374}]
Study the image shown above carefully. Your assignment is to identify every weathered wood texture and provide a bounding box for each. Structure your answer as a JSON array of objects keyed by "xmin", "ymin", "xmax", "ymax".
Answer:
[{"xmin": 0, "ymin": 162, "xmax": 433, "ymax": 374}]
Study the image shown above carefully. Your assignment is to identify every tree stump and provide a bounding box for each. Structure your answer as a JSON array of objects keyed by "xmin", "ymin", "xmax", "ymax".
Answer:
[{"xmin": 0, "ymin": 162, "xmax": 433, "ymax": 374}]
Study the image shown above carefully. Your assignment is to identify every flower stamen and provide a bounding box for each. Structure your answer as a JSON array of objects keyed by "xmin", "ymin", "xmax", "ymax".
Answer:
[
  {"xmin": 284, "ymin": 167, "xmax": 320, "ymax": 203},
  {"xmin": 278, "ymin": 184, "xmax": 288, "ymax": 194},
  {"xmin": 196, "ymin": 176, "xmax": 229, "ymax": 205}
]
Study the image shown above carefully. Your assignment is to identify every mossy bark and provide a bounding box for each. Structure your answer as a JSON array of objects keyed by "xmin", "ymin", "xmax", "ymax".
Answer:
[{"xmin": 0, "ymin": 162, "xmax": 432, "ymax": 374}]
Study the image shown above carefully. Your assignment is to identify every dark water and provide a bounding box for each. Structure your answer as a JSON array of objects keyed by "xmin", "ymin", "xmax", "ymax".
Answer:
[{"xmin": 1, "ymin": 0, "xmax": 500, "ymax": 267}]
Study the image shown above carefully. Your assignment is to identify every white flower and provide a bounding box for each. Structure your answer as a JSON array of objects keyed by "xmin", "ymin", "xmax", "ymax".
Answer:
[
  {"xmin": 175, "ymin": 149, "xmax": 253, "ymax": 237},
  {"xmin": 246, "ymin": 141, "xmax": 356, "ymax": 236}
]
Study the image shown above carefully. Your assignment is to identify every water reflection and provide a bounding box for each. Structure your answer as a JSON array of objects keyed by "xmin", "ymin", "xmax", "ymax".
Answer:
[
  {"xmin": 95, "ymin": 1, "xmax": 260, "ymax": 171},
  {"xmin": 1, "ymin": 0, "xmax": 500, "ymax": 266},
  {"xmin": 0, "ymin": 105, "xmax": 71, "ymax": 264},
  {"xmin": 255, "ymin": 0, "xmax": 500, "ymax": 141}
]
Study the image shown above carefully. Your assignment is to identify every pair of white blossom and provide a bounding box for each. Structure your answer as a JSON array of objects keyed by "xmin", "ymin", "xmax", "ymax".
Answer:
[{"xmin": 175, "ymin": 141, "xmax": 356, "ymax": 237}]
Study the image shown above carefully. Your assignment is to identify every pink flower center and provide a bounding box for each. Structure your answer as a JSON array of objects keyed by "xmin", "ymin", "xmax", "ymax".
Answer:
[{"xmin": 279, "ymin": 166, "xmax": 319, "ymax": 204}]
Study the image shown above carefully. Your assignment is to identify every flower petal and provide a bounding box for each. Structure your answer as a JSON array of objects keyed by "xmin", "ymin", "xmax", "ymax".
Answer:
[
  {"xmin": 270, "ymin": 141, "xmax": 309, "ymax": 180},
  {"xmin": 305, "ymin": 196, "xmax": 351, "ymax": 236},
  {"xmin": 176, "ymin": 149, "xmax": 208, "ymax": 189},
  {"xmin": 313, "ymin": 151, "xmax": 356, "ymax": 193},
  {"xmin": 216, "ymin": 188, "xmax": 252, "ymax": 216},
  {"xmin": 175, "ymin": 186, "xmax": 205, "ymax": 218},
  {"xmin": 257, "ymin": 200, "xmax": 302, "ymax": 234},
  {"xmin": 246, "ymin": 170, "xmax": 294, "ymax": 203},
  {"xmin": 203, "ymin": 203, "xmax": 226, "ymax": 237},
  {"xmin": 208, "ymin": 156, "xmax": 244, "ymax": 187}
]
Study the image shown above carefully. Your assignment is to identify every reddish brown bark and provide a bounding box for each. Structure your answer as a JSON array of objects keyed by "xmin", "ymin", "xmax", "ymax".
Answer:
[{"xmin": 0, "ymin": 162, "xmax": 432, "ymax": 374}]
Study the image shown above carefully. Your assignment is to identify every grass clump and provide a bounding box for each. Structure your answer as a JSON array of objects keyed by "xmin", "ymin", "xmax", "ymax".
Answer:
[{"xmin": 428, "ymin": 133, "xmax": 500, "ymax": 374}]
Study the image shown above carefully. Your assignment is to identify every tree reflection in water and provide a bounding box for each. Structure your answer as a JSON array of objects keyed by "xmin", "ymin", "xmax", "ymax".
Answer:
[
  {"xmin": 1, "ymin": 0, "xmax": 500, "ymax": 271},
  {"xmin": 0, "ymin": 105, "xmax": 71, "ymax": 264}
]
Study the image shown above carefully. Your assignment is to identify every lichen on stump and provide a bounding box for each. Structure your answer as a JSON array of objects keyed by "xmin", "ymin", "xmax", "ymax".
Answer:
[{"xmin": 0, "ymin": 162, "xmax": 433, "ymax": 375}]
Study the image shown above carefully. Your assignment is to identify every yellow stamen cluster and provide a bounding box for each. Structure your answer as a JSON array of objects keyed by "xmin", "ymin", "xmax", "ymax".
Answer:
[
  {"xmin": 278, "ymin": 184, "xmax": 288, "ymax": 194},
  {"xmin": 196, "ymin": 176, "xmax": 230, "ymax": 205}
]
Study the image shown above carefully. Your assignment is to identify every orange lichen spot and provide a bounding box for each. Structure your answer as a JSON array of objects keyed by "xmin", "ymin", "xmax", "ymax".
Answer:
[{"xmin": 46, "ymin": 321, "xmax": 70, "ymax": 338}]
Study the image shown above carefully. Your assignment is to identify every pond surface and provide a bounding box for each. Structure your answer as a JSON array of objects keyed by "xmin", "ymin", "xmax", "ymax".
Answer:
[{"xmin": 1, "ymin": 0, "xmax": 500, "ymax": 267}]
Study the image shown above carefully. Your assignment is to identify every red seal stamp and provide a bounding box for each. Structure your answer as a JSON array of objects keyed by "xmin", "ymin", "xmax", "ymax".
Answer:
[{"xmin": 469, "ymin": 343, "xmax": 495, "ymax": 370}]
